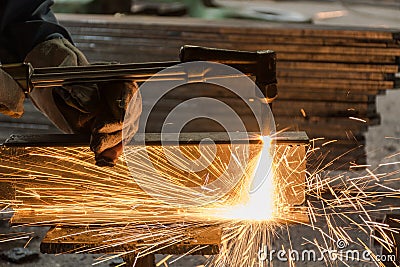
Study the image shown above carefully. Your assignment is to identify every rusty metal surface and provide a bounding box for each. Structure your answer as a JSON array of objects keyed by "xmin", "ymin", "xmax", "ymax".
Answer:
[
  {"xmin": 273, "ymin": 131, "xmax": 309, "ymax": 144},
  {"xmin": 1, "ymin": 132, "xmax": 309, "ymax": 225},
  {"xmin": 3, "ymin": 132, "xmax": 308, "ymax": 147},
  {"xmin": 3, "ymin": 132, "xmax": 262, "ymax": 147},
  {"xmin": 40, "ymin": 225, "xmax": 221, "ymax": 255},
  {"xmin": 3, "ymin": 134, "xmax": 90, "ymax": 147},
  {"xmin": 0, "ymin": 131, "xmax": 309, "ymax": 260},
  {"xmin": 275, "ymin": 141, "xmax": 308, "ymax": 206}
]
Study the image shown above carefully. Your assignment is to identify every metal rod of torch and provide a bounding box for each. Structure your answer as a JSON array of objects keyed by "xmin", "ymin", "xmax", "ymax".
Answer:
[
  {"xmin": 31, "ymin": 62, "xmax": 181, "ymax": 88},
  {"xmin": 1, "ymin": 45, "xmax": 277, "ymax": 101},
  {"xmin": 31, "ymin": 60, "xmax": 264, "ymax": 86}
]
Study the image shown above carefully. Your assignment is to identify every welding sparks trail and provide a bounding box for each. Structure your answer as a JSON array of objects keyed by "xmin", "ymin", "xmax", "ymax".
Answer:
[{"xmin": 1, "ymin": 134, "xmax": 400, "ymax": 266}]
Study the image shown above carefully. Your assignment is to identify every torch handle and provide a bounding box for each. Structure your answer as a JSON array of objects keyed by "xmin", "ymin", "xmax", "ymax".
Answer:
[{"xmin": 180, "ymin": 45, "xmax": 277, "ymax": 101}]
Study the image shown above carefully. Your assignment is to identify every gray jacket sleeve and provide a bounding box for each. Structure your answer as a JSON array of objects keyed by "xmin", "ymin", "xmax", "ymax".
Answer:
[{"xmin": 0, "ymin": 0, "xmax": 73, "ymax": 63}]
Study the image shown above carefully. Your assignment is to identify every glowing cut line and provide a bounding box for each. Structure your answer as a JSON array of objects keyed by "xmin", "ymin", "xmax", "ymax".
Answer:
[{"xmin": 209, "ymin": 136, "xmax": 277, "ymax": 222}]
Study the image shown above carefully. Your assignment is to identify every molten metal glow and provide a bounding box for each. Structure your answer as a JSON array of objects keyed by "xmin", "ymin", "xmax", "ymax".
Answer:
[{"xmin": 211, "ymin": 136, "xmax": 277, "ymax": 222}]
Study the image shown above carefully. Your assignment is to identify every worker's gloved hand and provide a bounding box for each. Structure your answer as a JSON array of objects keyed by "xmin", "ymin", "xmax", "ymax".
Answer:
[
  {"xmin": 25, "ymin": 38, "xmax": 141, "ymax": 166},
  {"xmin": 0, "ymin": 67, "xmax": 25, "ymax": 118},
  {"xmin": 89, "ymin": 80, "xmax": 141, "ymax": 167}
]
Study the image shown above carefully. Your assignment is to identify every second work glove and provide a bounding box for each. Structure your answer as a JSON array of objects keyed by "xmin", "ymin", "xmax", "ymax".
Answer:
[
  {"xmin": 0, "ymin": 67, "xmax": 25, "ymax": 118},
  {"xmin": 26, "ymin": 38, "xmax": 142, "ymax": 166}
]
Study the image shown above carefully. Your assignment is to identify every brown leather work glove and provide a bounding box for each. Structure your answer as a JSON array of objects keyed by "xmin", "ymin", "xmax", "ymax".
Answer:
[
  {"xmin": 0, "ymin": 67, "xmax": 25, "ymax": 118},
  {"xmin": 26, "ymin": 38, "xmax": 142, "ymax": 167}
]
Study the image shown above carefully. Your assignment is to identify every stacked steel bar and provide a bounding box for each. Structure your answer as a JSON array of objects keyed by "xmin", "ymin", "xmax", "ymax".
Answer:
[{"xmin": 56, "ymin": 14, "xmax": 400, "ymax": 169}]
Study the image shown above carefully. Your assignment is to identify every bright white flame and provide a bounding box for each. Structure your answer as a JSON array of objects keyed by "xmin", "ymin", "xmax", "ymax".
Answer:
[{"xmin": 210, "ymin": 136, "xmax": 277, "ymax": 222}]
